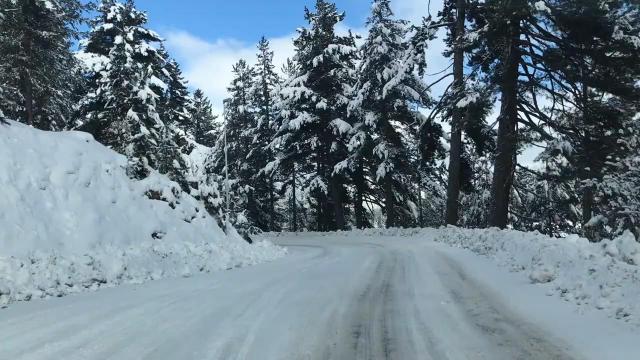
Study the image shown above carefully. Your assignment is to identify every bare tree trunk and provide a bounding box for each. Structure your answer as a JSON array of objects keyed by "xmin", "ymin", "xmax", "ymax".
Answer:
[
  {"xmin": 268, "ymin": 175, "xmax": 275, "ymax": 231},
  {"xmin": 418, "ymin": 181, "xmax": 424, "ymax": 227},
  {"xmin": 354, "ymin": 160, "xmax": 366, "ymax": 229},
  {"xmin": 384, "ymin": 174, "xmax": 395, "ymax": 228},
  {"xmin": 489, "ymin": 11, "xmax": 520, "ymax": 229},
  {"xmin": 292, "ymin": 163, "xmax": 298, "ymax": 232},
  {"xmin": 330, "ymin": 175, "xmax": 345, "ymax": 230},
  {"xmin": 445, "ymin": 0, "xmax": 466, "ymax": 226},
  {"xmin": 582, "ymin": 186, "xmax": 594, "ymax": 225}
]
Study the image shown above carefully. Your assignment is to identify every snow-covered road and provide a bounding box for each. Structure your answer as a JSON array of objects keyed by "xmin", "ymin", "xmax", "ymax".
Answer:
[{"xmin": 1, "ymin": 233, "xmax": 635, "ymax": 359}]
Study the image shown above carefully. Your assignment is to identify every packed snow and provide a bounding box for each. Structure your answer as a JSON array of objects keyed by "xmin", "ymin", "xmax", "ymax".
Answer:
[
  {"xmin": 274, "ymin": 226, "xmax": 640, "ymax": 327},
  {"xmin": 0, "ymin": 121, "xmax": 285, "ymax": 306},
  {"xmin": 3, "ymin": 232, "xmax": 636, "ymax": 359}
]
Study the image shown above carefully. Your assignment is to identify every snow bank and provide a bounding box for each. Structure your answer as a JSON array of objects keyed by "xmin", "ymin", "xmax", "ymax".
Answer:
[
  {"xmin": 274, "ymin": 227, "xmax": 640, "ymax": 326},
  {"xmin": 0, "ymin": 121, "xmax": 285, "ymax": 306},
  {"xmin": 428, "ymin": 227, "xmax": 640, "ymax": 325}
]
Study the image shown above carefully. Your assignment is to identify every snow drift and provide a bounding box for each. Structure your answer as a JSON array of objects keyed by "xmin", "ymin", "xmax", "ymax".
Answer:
[
  {"xmin": 270, "ymin": 227, "xmax": 640, "ymax": 326},
  {"xmin": 0, "ymin": 121, "xmax": 285, "ymax": 305}
]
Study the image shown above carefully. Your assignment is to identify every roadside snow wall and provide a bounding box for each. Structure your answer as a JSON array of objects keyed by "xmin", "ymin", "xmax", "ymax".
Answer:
[{"xmin": 0, "ymin": 121, "xmax": 285, "ymax": 306}]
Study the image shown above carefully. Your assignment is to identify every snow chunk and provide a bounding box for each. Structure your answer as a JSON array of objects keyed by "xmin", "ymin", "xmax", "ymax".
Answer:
[
  {"xmin": 534, "ymin": 1, "xmax": 551, "ymax": 13},
  {"xmin": 604, "ymin": 231, "xmax": 640, "ymax": 265},
  {"xmin": 529, "ymin": 267, "xmax": 556, "ymax": 284}
]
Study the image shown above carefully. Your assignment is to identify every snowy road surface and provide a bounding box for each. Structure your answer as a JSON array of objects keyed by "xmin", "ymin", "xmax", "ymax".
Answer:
[{"xmin": 1, "ymin": 233, "xmax": 634, "ymax": 360}]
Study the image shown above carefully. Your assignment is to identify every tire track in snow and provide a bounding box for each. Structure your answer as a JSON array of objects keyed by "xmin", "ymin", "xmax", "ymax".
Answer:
[{"xmin": 0, "ymin": 235, "xmax": 587, "ymax": 360}]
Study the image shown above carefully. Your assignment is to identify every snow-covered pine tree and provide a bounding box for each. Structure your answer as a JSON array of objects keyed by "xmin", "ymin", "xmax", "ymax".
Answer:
[
  {"xmin": 459, "ymin": 152, "xmax": 493, "ymax": 228},
  {"xmin": 467, "ymin": 0, "xmax": 579, "ymax": 229},
  {"xmin": 162, "ymin": 52, "xmax": 192, "ymax": 133},
  {"xmin": 272, "ymin": 1, "xmax": 357, "ymax": 231},
  {"xmin": 245, "ymin": 37, "xmax": 282, "ymax": 231},
  {"xmin": 207, "ymin": 59, "xmax": 257, "ymax": 233},
  {"xmin": 78, "ymin": 0, "xmax": 184, "ymax": 181},
  {"xmin": 596, "ymin": 117, "xmax": 640, "ymax": 238},
  {"xmin": 189, "ymin": 89, "xmax": 220, "ymax": 147},
  {"xmin": 535, "ymin": 0, "xmax": 640, "ymax": 239},
  {"xmin": 155, "ymin": 46, "xmax": 194, "ymax": 189},
  {"xmin": 511, "ymin": 162, "xmax": 578, "ymax": 237},
  {"xmin": 0, "ymin": 0, "xmax": 85, "ymax": 130},
  {"xmin": 438, "ymin": 0, "xmax": 494, "ymax": 226},
  {"xmin": 348, "ymin": 0, "xmax": 435, "ymax": 228},
  {"xmin": 268, "ymin": 58, "xmax": 306, "ymax": 232}
]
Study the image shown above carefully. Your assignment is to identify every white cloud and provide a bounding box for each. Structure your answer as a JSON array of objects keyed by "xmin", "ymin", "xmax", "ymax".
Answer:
[
  {"xmin": 393, "ymin": 0, "xmax": 443, "ymax": 24},
  {"xmin": 165, "ymin": 31, "xmax": 296, "ymax": 114}
]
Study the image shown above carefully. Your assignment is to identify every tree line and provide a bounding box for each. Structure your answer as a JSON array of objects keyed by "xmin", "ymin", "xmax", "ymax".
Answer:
[{"xmin": 1, "ymin": 0, "xmax": 639, "ymax": 241}]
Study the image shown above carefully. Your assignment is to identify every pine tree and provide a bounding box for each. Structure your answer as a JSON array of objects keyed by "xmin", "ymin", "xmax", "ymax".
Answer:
[
  {"xmin": 441, "ymin": 0, "xmax": 467, "ymax": 226},
  {"xmin": 78, "ymin": 0, "xmax": 184, "ymax": 181},
  {"xmin": 0, "ymin": 0, "xmax": 85, "ymax": 130},
  {"xmin": 535, "ymin": 0, "xmax": 640, "ymax": 239},
  {"xmin": 459, "ymin": 153, "xmax": 493, "ymax": 228},
  {"xmin": 245, "ymin": 37, "xmax": 282, "ymax": 231},
  {"xmin": 348, "ymin": 0, "xmax": 436, "ymax": 228},
  {"xmin": 272, "ymin": 0, "xmax": 358, "ymax": 231},
  {"xmin": 467, "ymin": 0, "xmax": 567, "ymax": 228},
  {"xmin": 207, "ymin": 59, "xmax": 257, "ymax": 233},
  {"xmin": 511, "ymin": 164, "xmax": 578, "ymax": 237},
  {"xmin": 480, "ymin": 1, "xmax": 531, "ymax": 229},
  {"xmin": 596, "ymin": 119, "xmax": 640, "ymax": 238},
  {"xmin": 189, "ymin": 89, "xmax": 220, "ymax": 147},
  {"xmin": 162, "ymin": 52, "xmax": 192, "ymax": 132},
  {"xmin": 269, "ymin": 58, "xmax": 304, "ymax": 232},
  {"xmin": 155, "ymin": 47, "xmax": 194, "ymax": 189}
]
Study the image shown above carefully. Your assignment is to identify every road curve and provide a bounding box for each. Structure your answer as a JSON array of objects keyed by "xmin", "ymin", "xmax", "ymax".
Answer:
[{"xmin": 0, "ymin": 234, "xmax": 581, "ymax": 360}]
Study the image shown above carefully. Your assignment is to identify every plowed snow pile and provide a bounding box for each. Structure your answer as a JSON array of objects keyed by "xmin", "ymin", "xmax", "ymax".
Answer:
[
  {"xmin": 0, "ymin": 121, "xmax": 285, "ymax": 306},
  {"xmin": 430, "ymin": 227, "xmax": 640, "ymax": 325}
]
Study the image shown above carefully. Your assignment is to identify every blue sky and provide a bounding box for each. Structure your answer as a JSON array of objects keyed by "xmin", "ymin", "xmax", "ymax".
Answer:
[
  {"xmin": 125, "ymin": 0, "xmax": 442, "ymax": 112},
  {"xmin": 137, "ymin": 1, "xmax": 372, "ymax": 44}
]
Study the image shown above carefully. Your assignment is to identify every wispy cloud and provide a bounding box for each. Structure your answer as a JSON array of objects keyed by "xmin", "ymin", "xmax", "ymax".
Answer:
[
  {"xmin": 394, "ymin": 0, "xmax": 443, "ymax": 23},
  {"xmin": 165, "ymin": 31, "xmax": 296, "ymax": 114}
]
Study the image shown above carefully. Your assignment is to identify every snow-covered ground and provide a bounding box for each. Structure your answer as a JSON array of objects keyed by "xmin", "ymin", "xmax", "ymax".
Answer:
[
  {"xmin": 1, "ymin": 232, "xmax": 637, "ymax": 359},
  {"xmin": 0, "ymin": 121, "xmax": 284, "ymax": 306},
  {"xmin": 291, "ymin": 227, "xmax": 640, "ymax": 328}
]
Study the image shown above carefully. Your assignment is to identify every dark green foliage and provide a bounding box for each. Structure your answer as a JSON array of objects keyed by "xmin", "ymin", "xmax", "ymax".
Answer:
[{"xmin": 0, "ymin": 0, "xmax": 85, "ymax": 130}]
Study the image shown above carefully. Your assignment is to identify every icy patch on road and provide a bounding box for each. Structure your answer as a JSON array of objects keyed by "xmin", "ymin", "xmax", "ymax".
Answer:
[{"xmin": 0, "ymin": 121, "xmax": 285, "ymax": 306}]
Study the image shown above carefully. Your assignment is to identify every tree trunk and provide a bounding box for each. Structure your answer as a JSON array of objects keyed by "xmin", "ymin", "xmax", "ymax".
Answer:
[
  {"xmin": 268, "ymin": 175, "xmax": 275, "ymax": 231},
  {"xmin": 292, "ymin": 163, "xmax": 298, "ymax": 232},
  {"xmin": 354, "ymin": 160, "xmax": 366, "ymax": 229},
  {"xmin": 582, "ymin": 186, "xmax": 594, "ymax": 224},
  {"xmin": 317, "ymin": 197, "xmax": 325, "ymax": 231},
  {"xmin": 384, "ymin": 174, "xmax": 395, "ymax": 228},
  {"xmin": 418, "ymin": 182, "xmax": 424, "ymax": 227},
  {"xmin": 445, "ymin": 0, "xmax": 466, "ymax": 226},
  {"xmin": 315, "ymin": 155, "xmax": 326, "ymax": 231},
  {"xmin": 489, "ymin": 12, "xmax": 520, "ymax": 229},
  {"xmin": 330, "ymin": 175, "xmax": 346, "ymax": 230}
]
